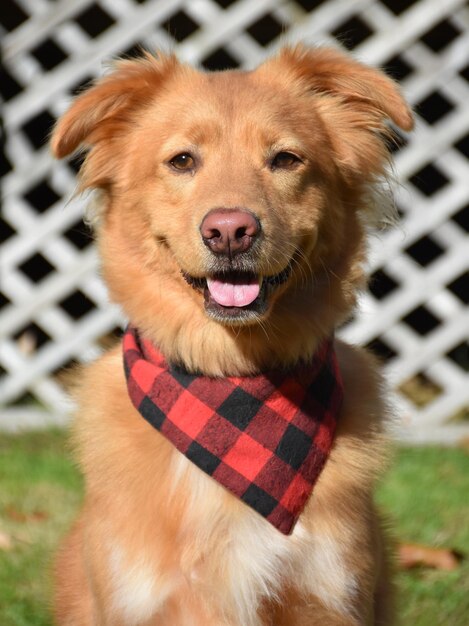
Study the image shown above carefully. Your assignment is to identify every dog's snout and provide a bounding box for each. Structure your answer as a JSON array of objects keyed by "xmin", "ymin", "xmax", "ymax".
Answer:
[{"xmin": 200, "ymin": 209, "xmax": 260, "ymax": 257}]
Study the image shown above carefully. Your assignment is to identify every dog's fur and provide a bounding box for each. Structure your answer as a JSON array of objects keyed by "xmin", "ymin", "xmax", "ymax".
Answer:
[{"xmin": 51, "ymin": 46, "xmax": 412, "ymax": 625}]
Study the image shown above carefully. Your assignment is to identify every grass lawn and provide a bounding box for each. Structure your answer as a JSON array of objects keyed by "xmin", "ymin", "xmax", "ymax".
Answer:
[
  {"xmin": 0, "ymin": 430, "xmax": 82, "ymax": 626},
  {"xmin": 0, "ymin": 429, "xmax": 468, "ymax": 625},
  {"xmin": 376, "ymin": 446, "xmax": 469, "ymax": 625}
]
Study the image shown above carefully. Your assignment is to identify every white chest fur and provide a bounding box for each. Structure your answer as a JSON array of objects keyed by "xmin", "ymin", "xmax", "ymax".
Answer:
[
  {"xmin": 107, "ymin": 454, "xmax": 358, "ymax": 625},
  {"xmin": 108, "ymin": 542, "xmax": 174, "ymax": 626}
]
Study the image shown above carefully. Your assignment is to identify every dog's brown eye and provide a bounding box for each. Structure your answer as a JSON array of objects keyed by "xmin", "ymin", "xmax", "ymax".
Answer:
[
  {"xmin": 271, "ymin": 151, "xmax": 302, "ymax": 170},
  {"xmin": 170, "ymin": 153, "xmax": 195, "ymax": 171}
]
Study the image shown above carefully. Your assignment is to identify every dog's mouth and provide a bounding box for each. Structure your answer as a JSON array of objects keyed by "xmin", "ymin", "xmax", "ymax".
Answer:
[{"xmin": 182, "ymin": 266, "xmax": 291, "ymax": 323}]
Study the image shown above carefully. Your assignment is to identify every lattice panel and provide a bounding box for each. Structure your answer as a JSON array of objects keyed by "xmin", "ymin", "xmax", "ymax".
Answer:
[{"xmin": 1, "ymin": 0, "xmax": 468, "ymax": 442}]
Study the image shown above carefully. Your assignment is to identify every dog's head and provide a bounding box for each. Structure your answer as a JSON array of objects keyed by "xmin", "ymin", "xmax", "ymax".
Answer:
[{"xmin": 51, "ymin": 46, "xmax": 412, "ymax": 371}]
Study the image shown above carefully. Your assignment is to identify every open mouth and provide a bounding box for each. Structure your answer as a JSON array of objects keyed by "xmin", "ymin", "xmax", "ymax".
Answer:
[{"xmin": 182, "ymin": 266, "xmax": 291, "ymax": 323}]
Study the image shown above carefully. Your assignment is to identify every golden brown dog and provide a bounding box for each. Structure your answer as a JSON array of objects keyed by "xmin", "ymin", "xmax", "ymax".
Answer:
[{"xmin": 51, "ymin": 45, "xmax": 413, "ymax": 625}]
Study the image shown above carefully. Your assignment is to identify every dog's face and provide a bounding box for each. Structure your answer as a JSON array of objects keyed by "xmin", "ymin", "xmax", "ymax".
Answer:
[
  {"xmin": 115, "ymin": 68, "xmax": 338, "ymax": 325},
  {"xmin": 52, "ymin": 47, "xmax": 412, "ymax": 365}
]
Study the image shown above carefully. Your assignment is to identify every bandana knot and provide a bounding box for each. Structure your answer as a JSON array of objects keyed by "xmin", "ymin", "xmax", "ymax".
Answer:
[{"xmin": 123, "ymin": 326, "xmax": 343, "ymax": 534}]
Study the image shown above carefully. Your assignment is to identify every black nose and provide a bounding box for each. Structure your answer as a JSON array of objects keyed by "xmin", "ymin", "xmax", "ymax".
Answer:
[{"xmin": 200, "ymin": 208, "xmax": 260, "ymax": 257}]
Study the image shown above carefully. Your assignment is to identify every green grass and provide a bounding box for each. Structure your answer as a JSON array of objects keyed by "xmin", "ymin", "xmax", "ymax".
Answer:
[
  {"xmin": 377, "ymin": 446, "xmax": 469, "ymax": 625},
  {"xmin": 0, "ymin": 430, "xmax": 467, "ymax": 625},
  {"xmin": 0, "ymin": 430, "xmax": 82, "ymax": 626}
]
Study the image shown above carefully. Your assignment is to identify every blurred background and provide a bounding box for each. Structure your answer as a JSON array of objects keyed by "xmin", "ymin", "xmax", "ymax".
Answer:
[
  {"xmin": 0, "ymin": 1, "xmax": 468, "ymax": 623},
  {"xmin": 1, "ymin": 0, "xmax": 468, "ymax": 443}
]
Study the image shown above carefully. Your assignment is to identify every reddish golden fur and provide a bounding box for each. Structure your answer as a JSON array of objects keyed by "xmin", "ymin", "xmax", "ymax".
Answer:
[{"xmin": 51, "ymin": 46, "xmax": 412, "ymax": 625}]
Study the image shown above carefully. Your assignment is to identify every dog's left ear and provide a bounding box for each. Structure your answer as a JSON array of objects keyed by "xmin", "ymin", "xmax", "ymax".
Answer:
[
  {"xmin": 263, "ymin": 46, "xmax": 413, "ymax": 176},
  {"xmin": 276, "ymin": 45, "xmax": 413, "ymax": 131}
]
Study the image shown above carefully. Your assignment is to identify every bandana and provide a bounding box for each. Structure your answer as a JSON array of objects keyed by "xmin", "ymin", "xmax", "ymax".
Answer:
[{"xmin": 123, "ymin": 326, "xmax": 343, "ymax": 534}]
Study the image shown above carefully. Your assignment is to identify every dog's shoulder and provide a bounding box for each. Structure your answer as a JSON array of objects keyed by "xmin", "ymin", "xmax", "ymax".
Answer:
[
  {"xmin": 72, "ymin": 344, "xmax": 126, "ymax": 415},
  {"xmin": 69, "ymin": 345, "xmax": 164, "ymax": 476}
]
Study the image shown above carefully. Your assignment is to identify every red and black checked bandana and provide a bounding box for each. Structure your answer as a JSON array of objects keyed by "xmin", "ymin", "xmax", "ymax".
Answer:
[{"xmin": 123, "ymin": 326, "xmax": 344, "ymax": 535}]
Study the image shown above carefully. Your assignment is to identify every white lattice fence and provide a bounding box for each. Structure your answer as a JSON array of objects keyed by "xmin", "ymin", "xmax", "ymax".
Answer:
[{"xmin": 1, "ymin": 0, "xmax": 468, "ymax": 441}]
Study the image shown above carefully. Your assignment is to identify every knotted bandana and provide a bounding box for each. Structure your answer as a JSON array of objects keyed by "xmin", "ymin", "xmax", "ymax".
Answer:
[{"xmin": 123, "ymin": 326, "xmax": 343, "ymax": 534}]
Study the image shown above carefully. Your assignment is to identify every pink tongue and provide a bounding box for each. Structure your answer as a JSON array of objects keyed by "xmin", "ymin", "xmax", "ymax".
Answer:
[{"xmin": 207, "ymin": 276, "xmax": 260, "ymax": 307}]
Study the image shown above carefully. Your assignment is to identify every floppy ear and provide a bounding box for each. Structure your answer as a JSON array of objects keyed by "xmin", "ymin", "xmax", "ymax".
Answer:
[
  {"xmin": 50, "ymin": 52, "xmax": 179, "ymax": 191},
  {"xmin": 50, "ymin": 52, "xmax": 177, "ymax": 159},
  {"xmin": 265, "ymin": 46, "xmax": 413, "ymax": 176},
  {"xmin": 277, "ymin": 46, "xmax": 413, "ymax": 131}
]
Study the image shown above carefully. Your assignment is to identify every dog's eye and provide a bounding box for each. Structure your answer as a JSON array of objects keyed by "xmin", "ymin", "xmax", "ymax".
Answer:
[
  {"xmin": 169, "ymin": 153, "xmax": 195, "ymax": 171},
  {"xmin": 271, "ymin": 151, "xmax": 302, "ymax": 170}
]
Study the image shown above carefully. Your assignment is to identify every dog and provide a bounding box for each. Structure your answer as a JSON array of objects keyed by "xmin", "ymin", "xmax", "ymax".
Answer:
[{"xmin": 51, "ymin": 45, "xmax": 413, "ymax": 625}]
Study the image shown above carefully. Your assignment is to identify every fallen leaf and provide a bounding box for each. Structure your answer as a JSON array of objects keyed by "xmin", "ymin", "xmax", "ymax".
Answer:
[
  {"xmin": 31, "ymin": 510, "xmax": 48, "ymax": 521},
  {"xmin": 5, "ymin": 507, "xmax": 48, "ymax": 523},
  {"xmin": 398, "ymin": 543, "xmax": 462, "ymax": 571}
]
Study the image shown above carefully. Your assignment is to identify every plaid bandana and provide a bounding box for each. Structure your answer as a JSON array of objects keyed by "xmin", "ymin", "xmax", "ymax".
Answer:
[{"xmin": 123, "ymin": 326, "xmax": 343, "ymax": 534}]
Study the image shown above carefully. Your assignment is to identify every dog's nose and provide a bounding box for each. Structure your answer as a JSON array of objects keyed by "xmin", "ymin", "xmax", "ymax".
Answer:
[{"xmin": 200, "ymin": 209, "xmax": 260, "ymax": 257}]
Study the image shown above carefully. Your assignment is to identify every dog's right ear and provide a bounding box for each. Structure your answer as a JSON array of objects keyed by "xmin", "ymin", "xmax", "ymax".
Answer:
[{"xmin": 51, "ymin": 52, "xmax": 177, "ymax": 159}]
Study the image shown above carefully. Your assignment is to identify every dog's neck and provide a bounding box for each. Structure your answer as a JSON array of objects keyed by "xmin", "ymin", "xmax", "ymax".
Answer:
[{"xmin": 122, "ymin": 280, "xmax": 353, "ymax": 377}]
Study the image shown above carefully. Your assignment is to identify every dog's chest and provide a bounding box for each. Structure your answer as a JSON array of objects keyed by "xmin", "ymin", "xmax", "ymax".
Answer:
[
  {"xmin": 107, "ymin": 515, "xmax": 294, "ymax": 626},
  {"xmin": 107, "ymin": 454, "xmax": 357, "ymax": 625}
]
